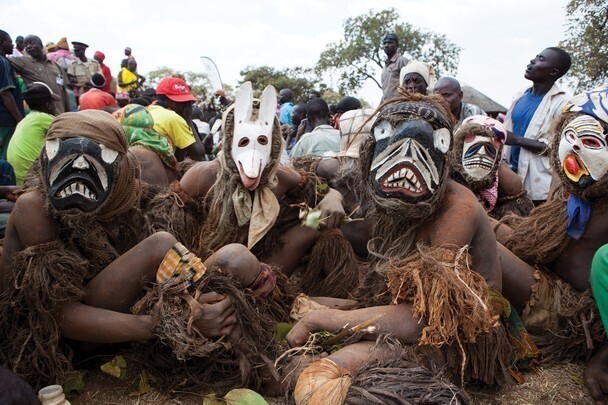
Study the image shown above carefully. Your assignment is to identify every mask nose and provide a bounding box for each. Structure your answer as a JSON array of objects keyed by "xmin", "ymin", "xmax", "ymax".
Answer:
[{"xmin": 72, "ymin": 155, "xmax": 89, "ymax": 170}]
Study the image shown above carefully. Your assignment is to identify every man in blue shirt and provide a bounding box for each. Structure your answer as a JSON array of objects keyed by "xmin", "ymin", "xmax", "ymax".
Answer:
[
  {"xmin": 504, "ymin": 47, "xmax": 571, "ymax": 202},
  {"xmin": 278, "ymin": 88, "xmax": 294, "ymax": 127}
]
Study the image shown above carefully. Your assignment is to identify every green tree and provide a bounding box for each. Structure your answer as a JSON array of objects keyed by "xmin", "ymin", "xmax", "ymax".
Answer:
[
  {"xmin": 560, "ymin": 0, "xmax": 608, "ymax": 92},
  {"xmin": 239, "ymin": 66, "xmax": 319, "ymax": 103},
  {"xmin": 316, "ymin": 8, "xmax": 461, "ymax": 94},
  {"xmin": 147, "ymin": 67, "xmax": 213, "ymax": 100}
]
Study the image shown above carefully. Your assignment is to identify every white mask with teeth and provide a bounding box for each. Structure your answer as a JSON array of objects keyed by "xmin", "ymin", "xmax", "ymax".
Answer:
[{"xmin": 230, "ymin": 82, "xmax": 276, "ymax": 191}]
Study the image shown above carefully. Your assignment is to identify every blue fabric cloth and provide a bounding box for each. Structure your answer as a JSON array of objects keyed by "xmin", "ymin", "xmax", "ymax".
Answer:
[
  {"xmin": 567, "ymin": 194, "xmax": 591, "ymax": 240},
  {"xmin": 0, "ymin": 55, "xmax": 24, "ymax": 126},
  {"xmin": 509, "ymin": 89, "xmax": 544, "ymax": 173},
  {"xmin": 279, "ymin": 102, "xmax": 294, "ymax": 126}
]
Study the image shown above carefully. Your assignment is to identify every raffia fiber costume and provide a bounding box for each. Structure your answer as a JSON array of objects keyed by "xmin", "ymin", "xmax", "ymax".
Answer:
[
  {"xmin": 0, "ymin": 111, "xmax": 282, "ymax": 391},
  {"xmin": 0, "ymin": 111, "xmax": 147, "ymax": 389},
  {"xmin": 294, "ymin": 338, "xmax": 471, "ymax": 405},
  {"xmin": 503, "ymin": 90, "xmax": 608, "ymax": 363},
  {"xmin": 356, "ymin": 93, "xmax": 535, "ymax": 386}
]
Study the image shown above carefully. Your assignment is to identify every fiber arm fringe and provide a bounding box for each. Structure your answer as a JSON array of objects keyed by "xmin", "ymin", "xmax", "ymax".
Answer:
[
  {"xmin": 0, "ymin": 241, "xmax": 92, "ymax": 389},
  {"xmin": 131, "ymin": 268, "xmax": 282, "ymax": 390},
  {"xmin": 383, "ymin": 244, "xmax": 495, "ymax": 347}
]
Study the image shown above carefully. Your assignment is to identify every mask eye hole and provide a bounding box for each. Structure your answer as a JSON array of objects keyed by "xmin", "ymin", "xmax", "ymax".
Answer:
[
  {"xmin": 564, "ymin": 129, "xmax": 577, "ymax": 142},
  {"xmin": 238, "ymin": 138, "xmax": 250, "ymax": 147},
  {"xmin": 373, "ymin": 120, "xmax": 392, "ymax": 141},
  {"xmin": 257, "ymin": 135, "xmax": 268, "ymax": 145},
  {"xmin": 581, "ymin": 136, "xmax": 603, "ymax": 149},
  {"xmin": 433, "ymin": 128, "xmax": 451, "ymax": 153}
]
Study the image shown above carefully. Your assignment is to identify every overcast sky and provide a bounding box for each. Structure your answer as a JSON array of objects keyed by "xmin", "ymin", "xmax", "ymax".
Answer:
[{"xmin": 4, "ymin": 0, "xmax": 570, "ymax": 107}]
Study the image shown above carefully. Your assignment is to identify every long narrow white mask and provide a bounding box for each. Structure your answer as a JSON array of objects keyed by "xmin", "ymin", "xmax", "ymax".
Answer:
[{"xmin": 231, "ymin": 82, "xmax": 276, "ymax": 190}]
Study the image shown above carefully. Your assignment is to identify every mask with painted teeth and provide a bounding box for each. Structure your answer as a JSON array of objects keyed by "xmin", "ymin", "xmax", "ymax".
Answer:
[
  {"xmin": 370, "ymin": 118, "xmax": 451, "ymax": 203},
  {"xmin": 45, "ymin": 137, "xmax": 119, "ymax": 212},
  {"xmin": 462, "ymin": 135, "xmax": 500, "ymax": 178}
]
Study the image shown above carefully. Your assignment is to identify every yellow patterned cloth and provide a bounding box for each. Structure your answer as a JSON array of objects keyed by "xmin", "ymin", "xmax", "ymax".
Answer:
[{"xmin": 156, "ymin": 242, "xmax": 207, "ymax": 289}]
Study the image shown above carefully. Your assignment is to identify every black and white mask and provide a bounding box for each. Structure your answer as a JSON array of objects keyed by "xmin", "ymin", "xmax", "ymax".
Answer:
[
  {"xmin": 370, "ymin": 118, "xmax": 451, "ymax": 203},
  {"xmin": 45, "ymin": 137, "xmax": 119, "ymax": 212}
]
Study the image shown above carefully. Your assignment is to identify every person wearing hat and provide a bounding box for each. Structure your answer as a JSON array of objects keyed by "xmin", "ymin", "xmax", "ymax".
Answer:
[
  {"xmin": 93, "ymin": 51, "xmax": 113, "ymax": 93},
  {"xmin": 124, "ymin": 46, "xmax": 135, "ymax": 62},
  {"xmin": 78, "ymin": 73, "xmax": 117, "ymax": 111},
  {"xmin": 46, "ymin": 37, "xmax": 75, "ymax": 73},
  {"xmin": 66, "ymin": 41, "xmax": 101, "ymax": 100},
  {"xmin": 147, "ymin": 76, "xmax": 206, "ymax": 161},
  {"xmin": 7, "ymin": 82, "xmax": 57, "ymax": 185},
  {"xmin": 399, "ymin": 60, "xmax": 436, "ymax": 95},
  {"xmin": 380, "ymin": 33, "xmax": 410, "ymax": 103},
  {"xmin": 9, "ymin": 35, "xmax": 70, "ymax": 115}
]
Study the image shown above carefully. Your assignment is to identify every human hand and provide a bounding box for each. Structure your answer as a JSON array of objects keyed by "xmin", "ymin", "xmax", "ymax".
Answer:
[
  {"xmin": 585, "ymin": 345, "xmax": 608, "ymax": 405},
  {"xmin": 296, "ymin": 119, "xmax": 307, "ymax": 142},
  {"xmin": 191, "ymin": 292, "xmax": 238, "ymax": 338},
  {"xmin": 314, "ymin": 188, "xmax": 346, "ymax": 230}
]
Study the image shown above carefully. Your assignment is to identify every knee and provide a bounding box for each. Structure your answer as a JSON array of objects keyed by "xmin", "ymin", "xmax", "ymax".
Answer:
[
  {"xmin": 207, "ymin": 243, "xmax": 260, "ymax": 287},
  {"xmin": 145, "ymin": 231, "xmax": 178, "ymax": 263}
]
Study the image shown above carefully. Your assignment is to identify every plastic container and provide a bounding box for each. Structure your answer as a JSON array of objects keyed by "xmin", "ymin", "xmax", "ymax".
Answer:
[{"xmin": 38, "ymin": 385, "xmax": 71, "ymax": 405}]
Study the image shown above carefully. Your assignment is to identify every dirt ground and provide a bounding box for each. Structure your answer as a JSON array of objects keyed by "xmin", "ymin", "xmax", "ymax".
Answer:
[{"xmin": 67, "ymin": 360, "xmax": 593, "ymax": 404}]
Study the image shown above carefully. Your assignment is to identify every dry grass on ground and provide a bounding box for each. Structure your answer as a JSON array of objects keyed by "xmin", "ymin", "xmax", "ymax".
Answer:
[{"xmin": 68, "ymin": 361, "xmax": 593, "ymax": 404}]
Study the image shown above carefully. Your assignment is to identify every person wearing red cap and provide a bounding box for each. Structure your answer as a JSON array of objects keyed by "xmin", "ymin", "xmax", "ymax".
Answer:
[
  {"xmin": 147, "ymin": 77, "xmax": 206, "ymax": 161},
  {"xmin": 93, "ymin": 51, "xmax": 113, "ymax": 93}
]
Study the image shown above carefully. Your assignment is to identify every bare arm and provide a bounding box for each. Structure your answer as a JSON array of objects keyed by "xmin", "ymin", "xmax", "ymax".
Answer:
[
  {"xmin": 497, "ymin": 162, "xmax": 524, "ymax": 196},
  {"xmin": 506, "ymin": 130, "xmax": 547, "ymax": 153},
  {"xmin": 57, "ymin": 301, "xmax": 155, "ymax": 343},
  {"xmin": 286, "ymin": 304, "xmax": 423, "ymax": 347}
]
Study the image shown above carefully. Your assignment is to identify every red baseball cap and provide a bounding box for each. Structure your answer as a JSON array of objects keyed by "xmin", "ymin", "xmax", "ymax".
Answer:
[{"xmin": 156, "ymin": 77, "xmax": 197, "ymax": 102}]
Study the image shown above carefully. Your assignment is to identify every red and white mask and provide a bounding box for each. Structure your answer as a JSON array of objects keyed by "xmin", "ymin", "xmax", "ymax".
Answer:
[
  {"xmin": 558, "ymin": 114, "xmax": 608, "ymax": 187},
  {"xmin": 231, "ymin": 82, "xmax": 276, "ymax": 191}
]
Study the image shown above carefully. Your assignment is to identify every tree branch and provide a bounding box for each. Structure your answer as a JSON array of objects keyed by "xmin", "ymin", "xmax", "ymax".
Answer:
[{"xmin": 348, "ymin": 63, "xmax": 382, "ymax": 89}]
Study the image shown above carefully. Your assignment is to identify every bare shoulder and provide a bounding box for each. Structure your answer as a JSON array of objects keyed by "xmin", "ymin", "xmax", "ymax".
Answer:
[
  {"xmin": 430, "ymin": 181, "xmax": 484, "ymax": 247},
  {"xmin": 12, "ymin": 190, "xmax": 58, "ymax": 246},
  {"xmin": 180, "ymin": 160, "xmax": 220, "ymax": 198},
  {"xmin": 443, "ymin": 180, "xmax": 480, "ymax": 213},
  {"xmin": 316, "ymin": 158, "xmax": 340, "ymax": 180}
]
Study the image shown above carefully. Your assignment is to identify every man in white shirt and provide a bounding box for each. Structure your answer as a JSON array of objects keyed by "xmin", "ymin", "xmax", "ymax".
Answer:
[{"xmin": 291, "ymin": 98, "xmax": 340, "ymax": 158}]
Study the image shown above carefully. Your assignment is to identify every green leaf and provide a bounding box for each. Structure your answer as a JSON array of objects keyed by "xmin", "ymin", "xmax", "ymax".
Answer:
[
  {"xmin": 223, "ymin": 388, "xmax": 268, "ymax": 405},
  {"xmin": 62, "ymin": 372, "xmax": 85, "ymax": 394},
  {"xmin": 303, "ymin": 210, "xmax": 323, "ymax": 230},
  {"xmin": 126, "ymin": 370, "xmax": 151, "ymax": 397},
  {"xmin": 100, "ymin": 355, "xmax": 127, "ymax": 380},
  {"xmin": 275, "ymin": 322, "xmax": 293, "ymax": 344}
]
